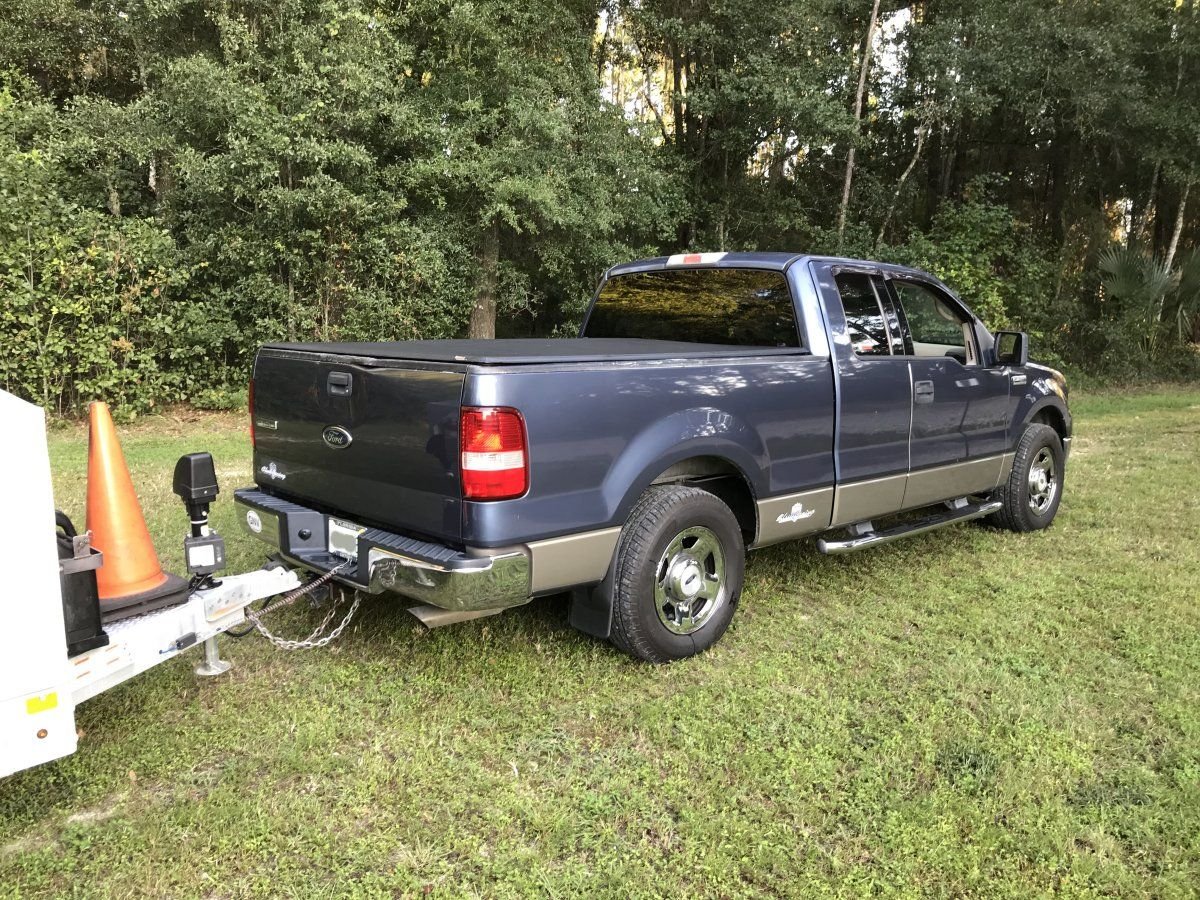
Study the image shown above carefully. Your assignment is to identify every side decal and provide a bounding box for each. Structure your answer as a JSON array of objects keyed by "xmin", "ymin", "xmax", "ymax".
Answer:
[{"xmin": 755, "ymin": 487, "xmax": 835, "ymax": 547}]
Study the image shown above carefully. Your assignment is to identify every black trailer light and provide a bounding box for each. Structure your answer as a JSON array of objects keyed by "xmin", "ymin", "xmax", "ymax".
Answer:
[{"xmin": 173, "ymin": 453, "xmax": 227, "ymax": 583}]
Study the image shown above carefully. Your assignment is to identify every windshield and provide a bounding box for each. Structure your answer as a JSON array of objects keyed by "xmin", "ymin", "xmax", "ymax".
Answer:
[{"xmin": 584, "ymin": 268, "xmax": 801, "ymax": 347}]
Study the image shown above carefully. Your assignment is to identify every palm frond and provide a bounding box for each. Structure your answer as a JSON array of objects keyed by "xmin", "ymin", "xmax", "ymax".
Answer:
[
  {"xmin": 1099, "ymin": 245, "xmax": 1178, "ymax": 304},
  {"xmin": 1173, "ymin": 249, "xmax": 1200, "ymax": 308},
  {"xmin": 1098, "ymin": 246, "xmax": 1152, "ymax": 302}
]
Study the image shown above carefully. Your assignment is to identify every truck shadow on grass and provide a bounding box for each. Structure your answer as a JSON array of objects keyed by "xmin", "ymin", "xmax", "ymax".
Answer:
[{"xmin": 329, "ymin": 514, "xmax": 1002, "ymax": 663}]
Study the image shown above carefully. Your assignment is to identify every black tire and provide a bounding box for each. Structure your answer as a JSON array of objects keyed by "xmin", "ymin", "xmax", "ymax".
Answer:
[
  {"xmin": 991, "ymin": 423, "xmax": 1064, "ymax": 532},
  {"xmin": 608, "ymin": 485, "xmax": 745, "ymax": 663}
]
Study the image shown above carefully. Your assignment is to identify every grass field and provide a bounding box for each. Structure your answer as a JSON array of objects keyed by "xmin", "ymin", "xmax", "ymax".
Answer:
[{"xmin": 2, "ymin": 389, "xmax": 1199, "ymax": 898}]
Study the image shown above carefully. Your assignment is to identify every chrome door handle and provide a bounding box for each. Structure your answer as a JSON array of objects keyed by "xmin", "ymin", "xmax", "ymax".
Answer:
[{"xmin": 914, "ymin": 380, "xmax": 935, "ymax": 403}]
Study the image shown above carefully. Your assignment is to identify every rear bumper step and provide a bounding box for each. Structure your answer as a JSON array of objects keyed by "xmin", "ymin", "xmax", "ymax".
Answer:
[
  {"xmin": 817, "ymin": 499, "xmax": 1002, "ymax": 554},
  {"xmin": 233, "ymin": 489, "xmax": 531, "ymax": 612}
]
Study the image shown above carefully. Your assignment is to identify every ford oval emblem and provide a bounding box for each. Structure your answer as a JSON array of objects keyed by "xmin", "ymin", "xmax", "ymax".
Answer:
[{"xmin": 322, "ymin": 425, "xmax": 353, "ymax": 449}]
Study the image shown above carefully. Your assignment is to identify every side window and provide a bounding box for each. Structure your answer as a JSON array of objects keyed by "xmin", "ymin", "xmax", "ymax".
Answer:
[
  {"xmin": 891, "ymin": 280, "xmax": 976, "ymax": 363},
  {"xmin": 834, "ymin": 272, "xmax": 891, "ymax": 356}
]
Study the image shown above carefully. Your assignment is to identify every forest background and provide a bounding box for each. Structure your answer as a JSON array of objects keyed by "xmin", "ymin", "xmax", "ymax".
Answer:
[{"xmin": 2, "ymin": 0, "xmax": 1197, "ymax": 415}]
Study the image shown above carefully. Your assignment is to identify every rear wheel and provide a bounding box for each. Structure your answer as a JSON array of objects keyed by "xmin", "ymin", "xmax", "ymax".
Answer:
[
  {"xmin": 991, "ymin": 423, "xmax": 1064, "ymax": 532},
  {"xmin": 609, "ymin": 485, "xmax": 745, "ymax": 663}
]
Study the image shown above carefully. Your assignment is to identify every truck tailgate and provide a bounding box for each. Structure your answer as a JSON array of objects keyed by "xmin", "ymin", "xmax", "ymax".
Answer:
[{"xmin": 251, "ymin": 349, "xmax": 465, "ymax": 544}]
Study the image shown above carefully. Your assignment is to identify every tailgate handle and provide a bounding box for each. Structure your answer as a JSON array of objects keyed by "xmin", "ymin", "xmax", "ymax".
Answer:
[{"xmin": 327, "ymin": 371, "xmax": 352, "ymax": 397}]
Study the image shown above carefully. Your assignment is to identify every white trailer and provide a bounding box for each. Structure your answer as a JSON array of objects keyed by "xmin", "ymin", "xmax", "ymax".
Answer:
[{"xmin": 0, "ymin": 391, "xmax": 302, "ymax": 779}]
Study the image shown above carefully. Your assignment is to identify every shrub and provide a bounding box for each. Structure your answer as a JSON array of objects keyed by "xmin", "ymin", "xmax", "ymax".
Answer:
[
  {"xmin": 884, "ymin": 179, "xmax": 1055, "ymax": 336},
  {"xmin": 0, "ymin": 135, "xmax": 198, "ymax": 415}
]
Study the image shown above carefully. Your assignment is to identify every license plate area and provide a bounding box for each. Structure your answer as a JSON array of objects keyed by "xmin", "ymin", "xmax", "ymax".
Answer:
[{"xmin": 327, "ymin": 517, "xmax": 366, "ymax": 559}]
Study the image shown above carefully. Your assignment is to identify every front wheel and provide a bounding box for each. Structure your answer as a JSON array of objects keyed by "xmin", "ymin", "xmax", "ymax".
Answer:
[
  {"xmin": 991, "ymin": 423, "xmax": 1064, "ymax": 532},
  {"xmin": 608, "ymin": 485, "xmax": 745, "ymax": 663}
]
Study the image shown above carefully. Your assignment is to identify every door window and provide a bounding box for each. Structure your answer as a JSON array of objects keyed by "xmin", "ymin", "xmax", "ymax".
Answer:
[
  {"xmin": 890, "ymin": 280, "xmax": 977, "ymax": 364},
  {"xmin": 835, "ymin": 273, "xmax": 892, "ymax": 357}
]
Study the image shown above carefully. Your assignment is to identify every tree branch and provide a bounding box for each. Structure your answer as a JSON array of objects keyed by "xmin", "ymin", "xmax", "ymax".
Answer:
[{"xmin": 837, "ymin": 0, "xmax": 882, "ymax": 252}]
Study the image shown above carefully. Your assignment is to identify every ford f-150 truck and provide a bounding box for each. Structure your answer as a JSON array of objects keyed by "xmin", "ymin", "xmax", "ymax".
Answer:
[{"xmin": 235, "ymin": 252, "xmax": 1071, "ymax": 662}]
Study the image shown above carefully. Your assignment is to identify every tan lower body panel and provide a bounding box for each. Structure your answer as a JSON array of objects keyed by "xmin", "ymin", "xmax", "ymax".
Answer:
[
  {"xmin": 830, "ymin": 473, "xmax": 907, "ymax": 527},
  {"xmin": 901, "ymin": 454, "xmax": 1006, "ymax": 511},
  {"xmin": 528, "ymin": 453, "xmax": 1018, "ymax": 590},
  {"xmin": 999, "ymin": 451, "xmax": 1016, "ymax": 481},
  {"xmin": 830, "ymin": 453, "xmax": 1014, "ymax": 528},
  {"xmin": 752, "ymin": 486, "xmax": 835, "ymax": 547},
  {"xmin": 527, "ymin": 527, "xmax": 621, "ymax": 594}
]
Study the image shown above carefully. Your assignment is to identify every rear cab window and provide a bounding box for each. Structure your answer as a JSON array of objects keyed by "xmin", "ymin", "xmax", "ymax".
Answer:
[{"xmin": 584, "ymin": 268, "xmax": 801, "ymax": 347}]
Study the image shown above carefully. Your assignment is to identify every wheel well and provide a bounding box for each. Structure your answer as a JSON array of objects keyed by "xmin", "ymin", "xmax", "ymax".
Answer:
[
  {"xmin": 1031, "ymin": 407, "xmax": 1068, "ymax": 443},
  {"xmin": 650, "ymin": 456, "xmax": 757, "ymax": 543}
]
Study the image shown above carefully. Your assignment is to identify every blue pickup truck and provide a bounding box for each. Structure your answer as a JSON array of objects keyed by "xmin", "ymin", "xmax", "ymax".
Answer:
[{"xmin": 235, "ymin": 253, "xmax": 1071, "ymax": 662}]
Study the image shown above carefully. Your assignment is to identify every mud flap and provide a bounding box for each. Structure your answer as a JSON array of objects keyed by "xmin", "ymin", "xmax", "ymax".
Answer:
[{"xmin": 567, "ymin": 564, "xmax": 617, "ymax": 639}]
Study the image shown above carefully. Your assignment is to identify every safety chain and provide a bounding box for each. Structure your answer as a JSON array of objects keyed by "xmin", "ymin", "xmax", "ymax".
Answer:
[{"xmin": 246, "ymin": 561, "xmax": 365, "ymax": 651}]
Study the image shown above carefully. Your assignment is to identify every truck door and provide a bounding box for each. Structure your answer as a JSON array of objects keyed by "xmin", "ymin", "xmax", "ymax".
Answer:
[
  {"xmin": 816, "ymin": 266, "xmax": 912, "ymax": 526},
  {"xmin": 881, "ymin": 276, "xmax": 1011, "ymax": 509}
]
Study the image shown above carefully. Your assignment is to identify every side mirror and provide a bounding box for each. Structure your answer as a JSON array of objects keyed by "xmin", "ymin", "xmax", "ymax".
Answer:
[{"xmin": 994, "ymin": 331, "xmax": 1029, "ymax": 367}]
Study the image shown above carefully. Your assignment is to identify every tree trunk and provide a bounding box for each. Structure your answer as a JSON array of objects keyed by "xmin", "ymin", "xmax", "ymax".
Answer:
[
  {"xmin": 106, "ymin": 178, "xmax": 120, "ymax": 217},
  {"xmin": 837, "ymin": 0, "xmax": 881, "ymax": 251},
  {"xmin": 938, "ymin": 125, "xmax": 956, "ymax": 198},
  {"xmin": 148, "ymin": 153, "xmax": 174, "ymax": 202},
  {"xmin": 1154, "ymin": 181, "xmax": 1190, "ymax": 335},
  {"xmin": 671, "ymin": 46, "xmax": 684, "ymax": 150},
  {"xmin": 468, "ymin": 216, "xmax": 500, "ymax": 339},
  {"xmin": 1133, "ymin": 160, "xmax": 1160, "ymax": 247},
  {"xmin": 1163, "ymin": 180, "xmax": 1190, "ymax": 272},
  {"xmin": 876, "ymin": 121, "xmax": 928, "ymax": 250},
  {"xmin": 768, "ymin": 132, "xmax": 787, "ymax": 185}
]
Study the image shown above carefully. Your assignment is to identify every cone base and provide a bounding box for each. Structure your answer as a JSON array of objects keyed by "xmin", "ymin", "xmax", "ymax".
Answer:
[
  {"xmin": 99, "ymin": 571, "xmax": 190, "ymax": 623},
  {"xmin": 68, "ymin": 632, "xmax": 111, "ymax": 659}
]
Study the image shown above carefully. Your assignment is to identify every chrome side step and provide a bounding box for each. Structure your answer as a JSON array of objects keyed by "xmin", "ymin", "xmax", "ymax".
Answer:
[{"xmin": 817, "ymin": 499, "xmax": 1002, "ymax": 554}]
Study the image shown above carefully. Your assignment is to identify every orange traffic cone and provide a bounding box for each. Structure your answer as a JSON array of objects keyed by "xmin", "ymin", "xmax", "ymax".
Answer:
[{"xmin": 86, "ymin": 402, "xmax": 188, "ymax": 620}]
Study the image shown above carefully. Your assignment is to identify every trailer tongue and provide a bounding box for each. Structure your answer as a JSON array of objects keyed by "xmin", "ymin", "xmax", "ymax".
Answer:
[{"xmin": 0, "ymin": 390, "xmax": 352, "ymax": 779}]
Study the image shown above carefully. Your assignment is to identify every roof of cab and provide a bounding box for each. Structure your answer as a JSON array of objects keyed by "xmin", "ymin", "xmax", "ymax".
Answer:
[
  {"xmin": 606, "ymin": 252, "xmax": 803, "ymax": 276},
  {"xmin": 605, "ymin": 252, "xmax": 929, "ymax": 280}
]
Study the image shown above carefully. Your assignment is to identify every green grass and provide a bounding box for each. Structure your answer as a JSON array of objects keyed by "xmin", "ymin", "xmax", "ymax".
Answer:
[{"xmin": 2, "ymin": 389, "xmax": 1199, "ymax": 898}]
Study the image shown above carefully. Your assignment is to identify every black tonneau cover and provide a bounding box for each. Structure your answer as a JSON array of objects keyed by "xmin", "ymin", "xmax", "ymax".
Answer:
[{"xmin": 261, "ymin": 338, "xmax": 807, "ymax": 365}]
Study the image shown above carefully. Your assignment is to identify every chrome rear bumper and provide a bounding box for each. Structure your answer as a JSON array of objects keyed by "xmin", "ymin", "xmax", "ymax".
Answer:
[{"xmin": 233, "ymin": 489, "xmax": 531, "ymax": 612}]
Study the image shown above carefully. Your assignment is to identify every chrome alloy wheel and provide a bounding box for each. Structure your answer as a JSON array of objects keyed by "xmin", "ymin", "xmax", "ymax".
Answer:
[
  {"xmin": 1027, "ymin": 447, "xmax": 1058, "ymax": 514},
  {"xmin": 654, "ymin": 526, "xmax": 727, "ymax": 635}
]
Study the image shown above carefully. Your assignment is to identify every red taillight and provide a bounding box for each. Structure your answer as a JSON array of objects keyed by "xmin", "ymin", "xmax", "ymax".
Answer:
[
  {"xmin": 248, "ymin": 378, "xmax": 256, "ymax": 448},
  {"xmin": 460, "ymin": 406, "xmax": 528, "ymax": 501}
]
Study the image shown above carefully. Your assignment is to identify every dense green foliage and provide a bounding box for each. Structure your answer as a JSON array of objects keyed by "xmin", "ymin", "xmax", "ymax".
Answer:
[{"xmin": 1, "ymin": 1, "xmax": 1197, "ymax": 412}]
